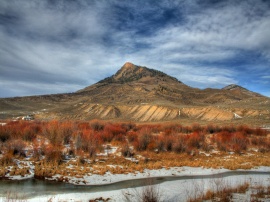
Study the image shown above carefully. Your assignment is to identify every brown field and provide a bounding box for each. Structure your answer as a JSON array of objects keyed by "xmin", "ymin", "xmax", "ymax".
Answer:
[{"xmin": 0, "ymin": 120, "xmax": 269, "ymax": 180}]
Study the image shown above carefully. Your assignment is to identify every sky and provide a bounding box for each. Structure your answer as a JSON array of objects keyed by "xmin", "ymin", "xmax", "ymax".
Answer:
[{"xmin": 0, "ymin": 0, "xmax": 270, "ymax": 98}]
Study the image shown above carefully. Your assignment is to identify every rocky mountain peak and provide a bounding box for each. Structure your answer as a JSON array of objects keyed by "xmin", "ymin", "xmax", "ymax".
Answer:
[
  {"xmin": 121, "ymin": 62, "xmax": 136, "ymax": 69},
  {"xmin": 114, "ymin": 62, "xmax": 140, "ymax": 80},
  {"xmin": 98, "ymin": 62, "xmax": 180, "ymax": 84},
  {"xmin": 222, "ymin": 84, "xmax": 261, "ymax": 97},
  {"xmin": 222, "ymin": 84, "xmax": 249, "ymax": 91}
]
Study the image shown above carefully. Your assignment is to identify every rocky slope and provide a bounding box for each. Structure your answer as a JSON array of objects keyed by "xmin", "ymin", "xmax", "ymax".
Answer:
[{"xmin": 0, "ymin": 62, "xmax": 269, "ymax": 125}]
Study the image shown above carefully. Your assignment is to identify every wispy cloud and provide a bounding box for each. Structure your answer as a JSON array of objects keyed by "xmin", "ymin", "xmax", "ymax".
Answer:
[{"xmin": 0, "ymin": 0, "xmax": 269, "ymax": 97}]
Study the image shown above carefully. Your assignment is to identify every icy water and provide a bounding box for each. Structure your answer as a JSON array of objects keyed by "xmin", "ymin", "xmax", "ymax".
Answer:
[{"xmin": 0, "ymin": 170, "xmax": 269, "ymax": 198}]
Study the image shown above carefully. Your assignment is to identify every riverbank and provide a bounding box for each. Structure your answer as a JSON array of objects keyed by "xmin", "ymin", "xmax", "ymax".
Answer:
[
  {"xmin": 1, "ymin": 166, "xmax": 270, "ymax": 202},
  {"xmin": 45, "ymin": 166, "xmax": 270, "ymax": 186}
]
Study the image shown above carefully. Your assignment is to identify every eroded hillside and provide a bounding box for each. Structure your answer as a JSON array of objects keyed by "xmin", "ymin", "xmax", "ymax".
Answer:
[{"xmin": 0, "ymin": 62, "xmax": 269, "ymax": 125}]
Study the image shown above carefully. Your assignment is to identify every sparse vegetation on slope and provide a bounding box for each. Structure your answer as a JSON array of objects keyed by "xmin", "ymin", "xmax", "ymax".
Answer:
[{"xmin": 1, "ymin": 63, "xmax": 269, "ymax": 125}]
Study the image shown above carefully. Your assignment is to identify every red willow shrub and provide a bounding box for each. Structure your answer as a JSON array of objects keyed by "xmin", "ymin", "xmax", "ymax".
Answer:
[
  {"xmin": 0, "ymin": 124, "xmax": 11, "ymax": 142},
  {"xmin": 103, "ymin": 123, "xmax": 127, "ymax": 143},
  {"xmin": 121, "ymin": 143, "xmax": 134, "ymax": 157},
  {"xmin": 42, "ymin": 120, "xmax": 62, "ymax": 145},
  {"xmin": 187, "ymin": 132, "xmax": 204, "ymax": 149},
  {"xmin": 90, "ymin": 119, "xmax": 105, "ymax": 131},
  {"xmin": 254, "ymin": 127, "xmax": 267, "ymax": 136},
  {"xmin": 0, "ymin": 121, "xmax": 42, "ymax": 143},
  {"xmin": 121, "ymin": 122, "xmax": 136, "ymax": 131},
  {"xmin": 6, "ymin": 139, "xmax": 27, "ymax": 157},
  {"xmin": 133, "ymin": 128, "xmax": 153, "ymax": 151},
  {"xmin": 41, "ymin": 121, "xmax": 76, "ymax": 146},
  {"xmin": 172, "ymin": 135, "xmax": 187, "ymax": 153},
  {"xmin": 22, "ymin": 124, "xmax": 38, "ymax": 142},
  {"xmin": 163, "ymin": 135, "xmax": 175, "ymax": 151},
  {"xmin": 127, "ymin": 131, "xmax": 138, "ymax": 143},
  {"xmin": 78, "ymin": 129, "xmax": 104, "ymax": 158},
  {"xmin": 0, "ymin": 120, "xmax": 268, "ymax": 159},
  {"xmin": 44, "ymin": 144, "xmax": 64, "ymax": 165},
  {"xmin": 155, "ymin": 135, "xmax": 165, "ymax": 152},
  {"xmin": 204, "ymin": 124, "xmax": 221, "ymax": 134},
  {"xmin": 59, "ymin": 122, "xmax": 75, "ymax": 144},
  {"xmin": 231, "ymin": 132, "xmax": 249, "ymax": 154},
  {"xmin": 214, "ymin": 131, "xmax": 249, "ymax": 153},
  {"xmin": 161, "ymin": 123, "xmax": 183, "ymax": 134},
  {"xmin": 77, "ymin": 122, "xmax": 91, "ymax": 130},
  {"xmin": 236, "ymin": 125, "xmax": 253, "ymax": 135}
]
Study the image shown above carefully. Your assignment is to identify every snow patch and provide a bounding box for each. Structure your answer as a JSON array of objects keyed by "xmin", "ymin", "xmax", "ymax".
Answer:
[{"xmin": 234, "ymin": 113, "xmax": 242, "ymax": 119}]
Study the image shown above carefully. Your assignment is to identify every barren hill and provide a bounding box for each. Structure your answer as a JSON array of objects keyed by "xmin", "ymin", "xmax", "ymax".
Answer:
[{"xmin": 0, "ymin": 62, "xmax": 269, "ymax": 125}]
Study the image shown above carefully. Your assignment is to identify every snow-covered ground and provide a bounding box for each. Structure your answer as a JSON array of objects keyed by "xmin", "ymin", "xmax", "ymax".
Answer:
[
  {"xmin": 1, "ymin": 166, "xmax": 270, "ymax": 202},
  {"xmin": 49, "ymin": 166, "xmax": 231, "ymax": 185}
]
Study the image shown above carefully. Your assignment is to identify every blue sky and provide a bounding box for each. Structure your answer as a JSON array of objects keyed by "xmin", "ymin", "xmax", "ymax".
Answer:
[{"xmin": 0, "ymin": 0, "xmax": 270, "ymax": 98}]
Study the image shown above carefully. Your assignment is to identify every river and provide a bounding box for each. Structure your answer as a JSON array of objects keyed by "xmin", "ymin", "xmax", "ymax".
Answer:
[{"xmin": 0, "ymin": 170, "xmax": 270, "ymax": 201}]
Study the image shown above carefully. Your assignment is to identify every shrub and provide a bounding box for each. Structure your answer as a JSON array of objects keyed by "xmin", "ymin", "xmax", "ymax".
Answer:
[
  {"xmin": 44, "ymin": 145, "xmax": 64, "ymax": 165},
  {"xmin": 121, "ymin": 122, "xmax": 136, "ymax": 131},
  {"xmin": 90, "ymin": 120, "xmax": 104, "ymax": 131},
  {"xmin": 222, "ymin": 125, "xmax": 236, "ymax": 133},
  {"xmin": 173, "ymin": 135, "xmax": 186, "ymax": 153},
  {"xmin": 79, "ymin": 129, "xmax": 101, "ymax": 158},
  {"xmin": 214, "ymin": 131, "xmax": 249, "ymax": 153},
  {"xmin": 113, "ymin": 133, "xmax": 125, "ymax": 142},
  {"xmin": 42, "ymin": 121, "xmax": 62, "ymax": 145},
  {"xmin": 140, "ymin": 184, "xmax": 162, "ymax": 202},
  {"xmin": 135, "ymin": 129, "xmax": 153, "ymax": 151},
  {"xmin": 155, "ymin": 136, "xmax": 165, "ymax": 152},
  {"xmin": 121, "ymin": 144, "xmax": 134, "ymax": 157},
  {"xmin": 0, "ymin": 152, "xmax": 14, "ymax": 166},
  {"xmin": 236, "ymin": 125, "xmax": 253, "ymax": 135},
  {"xmin": 0, "ymin": 125, "xmax": 11, "ymax": 142},
  {"xmin": 22, "ymin": 125, "xmax": 37, "ymax": 141},
  {"xmin": 102, "ymin": 123, "xmax": 126, "ymax": 143},
  {"xmin": 163, "ymin": 135, "xmax": 174, "ymax": 151},
  {"xmin": 127, "ymin": 131, "xmax": 138, "ymax": 143},
  {"xmin": 59, "ymin": 122, "xmax": 75, "ymax": 144},
  {"xmin": 191, "ymin": 123, "xmax": 202, "ymax": 133},
  {"xmin": 104, "ymin": 124, "xmax": 126, "ymax": 136},
  {"xmin": 231, "ymin": 132, "xmax": 249, "ymax": 153},
  {"xmin": 7, "ymin": 139, "xmax": 26, "ymax": 157},
  {"xmin": 204, "ymin": 124, "xmax": 220, "ymax": 134},
  {"xmin": 188, "ymin": 132, "xmax": 204, "ymax": 149},
  {"xmin": 254, "ymin": 127, "xmax": 267, "ymax": 136},
  {"xmin": 123, "ymin": 179, "xmax": 162, "ymax": 202}
]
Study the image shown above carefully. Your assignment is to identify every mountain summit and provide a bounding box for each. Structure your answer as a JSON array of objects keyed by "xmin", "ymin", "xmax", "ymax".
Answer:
[
  {"xmin": 223, "ymin": 84, "xmax": 249, "ymax": 91},
  {"xmin": 97, "ymin": 62, "xmax": 180, "ymax": 84},
  {"xmin": 222, "ymin": 84, "xmax": 260, "ymax": 97}
]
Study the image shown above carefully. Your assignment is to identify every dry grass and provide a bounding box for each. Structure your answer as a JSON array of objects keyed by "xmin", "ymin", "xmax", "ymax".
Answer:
[
  {"xmin": 250, "ymin": 184, "xmax": 270, "ymax": 201},
  {"xmin": 188, "ymin": 181, "xmax": 270, "ymax": 202},
  {"xmin": 2, "ymin": 191, "xmax": 27, "ymax": 202},
  {"xmin": 0, "ymin": 120, "xmax": 270, "ymax": 179},
  {"xmin": 122, "ymin": 178, "xmax": 163, "ymax": 202},
  {"xmin": 188, "ymin": 181, "xmax": 249, "ymax": 202}
]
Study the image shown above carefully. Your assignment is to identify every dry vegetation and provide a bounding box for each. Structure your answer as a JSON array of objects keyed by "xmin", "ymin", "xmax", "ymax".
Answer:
[
  {"xmin": 188, "ymin": 180, "xmax": 270, "ymax": 202},
  {"xmin": 122, "ymin": 178, "xmax": 270, "ymax": 202},
  {"xmin": 0, "ymin": 120, "xmax": 270, "ymax": 180}
]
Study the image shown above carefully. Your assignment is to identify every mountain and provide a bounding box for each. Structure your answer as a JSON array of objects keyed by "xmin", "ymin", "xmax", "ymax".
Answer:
[
  {"xmin": 99, "ymin": 62, "xmax": 180, "ymax": 84},
  {"xmin": 0, "ymin": 62, "xmax": 269, "ymax": 125},
  {"xmin": 222, "ymin": 84, "xmax": 261, "ymax": 97}
]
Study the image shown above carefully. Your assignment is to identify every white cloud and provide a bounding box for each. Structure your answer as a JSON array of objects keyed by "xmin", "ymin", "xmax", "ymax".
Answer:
[
  {"xmin": 261, "ymin": 76, "xmax": 270, "ymax": 79},
  {"xmin": 146, "ymin": 1, "xmax": 270, "ymax": 61},
  {"xmin": 0, "ymin": 0, "xmax": 269, "ymax": 97}
]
